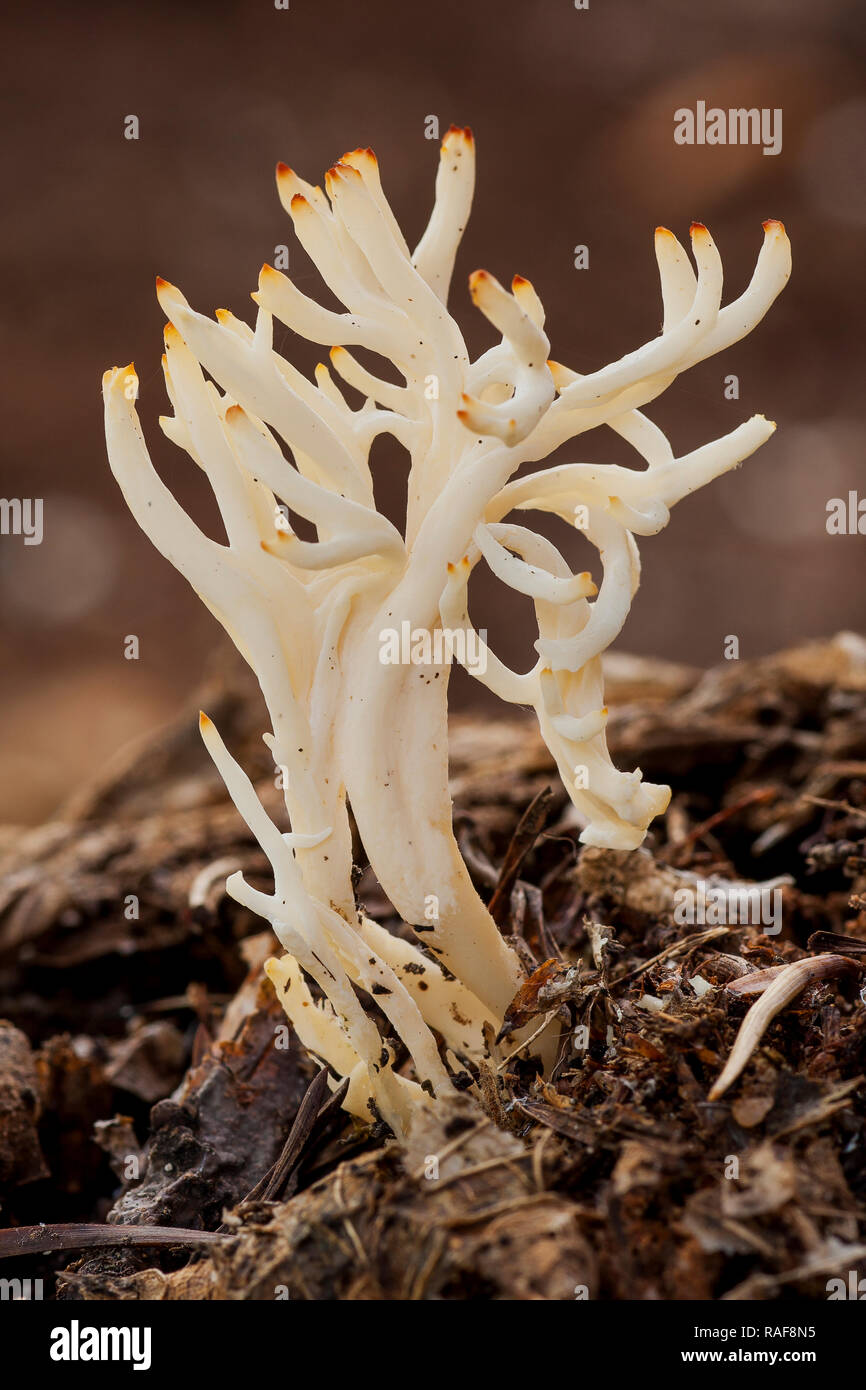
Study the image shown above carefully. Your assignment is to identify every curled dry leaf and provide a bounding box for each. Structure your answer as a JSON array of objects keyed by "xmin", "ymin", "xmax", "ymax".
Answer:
[
  {"xmin": 709, "ymin": 954, "xmax": 862, "ymax": 1102},
  {"xmin": 496, "ymin": 958, "xmax": 581, "ymax": 1040},
  {"xmin": 725, "ymin": 964, "xmax": 789, "ymax": 996}
]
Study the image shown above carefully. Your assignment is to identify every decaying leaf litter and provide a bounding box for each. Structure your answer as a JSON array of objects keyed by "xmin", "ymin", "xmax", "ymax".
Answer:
[{"xmin": 1, "ymin": 632, "xmax": 866, "ymax": 1299}]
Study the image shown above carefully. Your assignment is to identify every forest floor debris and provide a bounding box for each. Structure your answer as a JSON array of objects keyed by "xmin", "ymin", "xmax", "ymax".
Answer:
[{"xmin": 1, "ymin": 634, "xmax": 866, "ymax": 1299}]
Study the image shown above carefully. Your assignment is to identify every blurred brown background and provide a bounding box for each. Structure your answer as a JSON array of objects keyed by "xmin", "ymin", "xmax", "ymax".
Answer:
[{"xmin": 1, "ymin": 0, "xmax": 864, "ymax": 822}]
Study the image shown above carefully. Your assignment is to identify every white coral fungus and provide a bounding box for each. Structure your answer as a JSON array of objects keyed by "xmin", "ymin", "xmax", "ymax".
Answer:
[{"xmin": 103, "ymin": 127, "xmax": 791, "ymax": 1135}]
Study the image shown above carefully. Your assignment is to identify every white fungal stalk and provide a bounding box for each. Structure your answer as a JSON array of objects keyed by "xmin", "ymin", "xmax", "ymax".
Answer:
[{"xmin": 103, "ymin": 127, "xmax": 790, "ymax": 1136}]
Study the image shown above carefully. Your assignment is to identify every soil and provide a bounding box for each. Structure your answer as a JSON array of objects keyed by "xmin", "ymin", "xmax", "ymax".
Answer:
[{"xmin": 1, "ymin": 633, "xmax": 866, "ymax": 1301}]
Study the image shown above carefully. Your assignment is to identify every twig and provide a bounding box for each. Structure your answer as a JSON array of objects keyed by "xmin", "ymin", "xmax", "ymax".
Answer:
[
  {"xmin": 438, "ymin": 1192, "xmax": 561, "ymax": 1230},
  {"xmin": 406, "ymin": 1228, "xmax": 447, "ymax": 1300},
  {"xmin": 722, "ymin": 1243, "xmax": 866, "ymax": 1300},
  {"xmin": 496, "ymin": 1011, "xmax": 556, "ymax": 1071},
  {"xmin": 424, "ymin": 1150, "xmax": 531, "ymax": 1193},
  {"xmin": 613, "ymin": 927, "xmax": 730, "ymax": 989},
  {"xmin": 488, "ymin": 787, "xmax": 554, "ymax": 925},
  {"xmin": 770, "ymin": 1077, "xmax": 862, "ymax": 1140},
  {"xmin": 0, "ymin": 1223, "xmax": 226, "ymax": 1260},
  {"xmin": 410, "ymin": 1117, "xmax": 491, "ymax": 1180},
  {"xmin": 663, "ymin": 787, "xmax": 778, "ymax": 863},
  {"xmin": 799, "ymin": 793, "xmax": 866, "ymax": 822},
  {"xmin": 234, "ymin": 1069, "xmax": 347, "ymax": 1212},
  {"xmin": 531, "ymin": 1126, "xmax": 554, "ymax": 1191}
]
